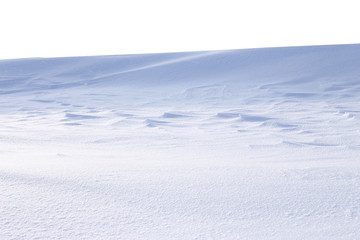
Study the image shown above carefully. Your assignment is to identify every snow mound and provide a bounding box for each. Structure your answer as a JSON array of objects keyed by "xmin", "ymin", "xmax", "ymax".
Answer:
[{"xmin": 1, "ymin": 44, "xmax": 360, "ymax": 239}]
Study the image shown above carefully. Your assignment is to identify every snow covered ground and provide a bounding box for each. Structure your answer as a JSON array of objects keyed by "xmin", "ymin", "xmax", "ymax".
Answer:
[{"xmin": 1, "ymin": 44, "xmax": 360, "ymax": 239}]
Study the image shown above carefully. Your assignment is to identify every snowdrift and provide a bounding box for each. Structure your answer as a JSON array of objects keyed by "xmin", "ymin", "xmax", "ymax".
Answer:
[{"xmin": 1, "ymin": 44, "xmax": 360, "ymax": 239}]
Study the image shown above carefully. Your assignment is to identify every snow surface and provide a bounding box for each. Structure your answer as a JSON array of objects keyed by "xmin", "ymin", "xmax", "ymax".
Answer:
[{"xmin": 1, "ymin": 44, "xmax": 360, "ymax": 239}]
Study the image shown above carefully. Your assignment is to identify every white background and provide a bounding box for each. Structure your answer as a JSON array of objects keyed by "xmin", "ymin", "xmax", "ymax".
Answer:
[{"xmin": 0, "ymin": 0, "xmax": 359, "ymax": 59}]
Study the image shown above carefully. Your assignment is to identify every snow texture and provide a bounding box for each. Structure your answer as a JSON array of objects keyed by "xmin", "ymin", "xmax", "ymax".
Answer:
[{"xmin": 1, "ymin": 44, "xmax": 360, "ymax": 239}]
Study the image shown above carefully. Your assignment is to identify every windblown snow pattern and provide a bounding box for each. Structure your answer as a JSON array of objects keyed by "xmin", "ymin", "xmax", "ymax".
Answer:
[{"xmin": 1, "ymin": 44, "xmax": 360, "ymax": 239}]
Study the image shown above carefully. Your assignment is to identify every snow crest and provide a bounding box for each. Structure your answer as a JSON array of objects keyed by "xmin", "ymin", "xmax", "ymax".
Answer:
[{"xmin": 1, "ymin": 44, "xmax": 360, "ymax": 239}]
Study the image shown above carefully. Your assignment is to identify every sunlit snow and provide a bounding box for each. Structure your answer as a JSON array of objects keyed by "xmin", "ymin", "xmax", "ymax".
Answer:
[{"xmin": 1, "ymin": 44, "xmax": 360, "ymax": 239}]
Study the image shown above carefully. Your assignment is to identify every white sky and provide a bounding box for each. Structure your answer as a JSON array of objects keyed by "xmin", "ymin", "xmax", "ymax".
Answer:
[{"xmin": 0, "ymin": 0, "xmax": 359, "ymax": 59}]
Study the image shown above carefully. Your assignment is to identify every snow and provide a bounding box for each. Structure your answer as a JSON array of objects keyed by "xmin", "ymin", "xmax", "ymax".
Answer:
[{"xmin": 1, "ymin": 44, "xmax": 360, "ymax": 239}]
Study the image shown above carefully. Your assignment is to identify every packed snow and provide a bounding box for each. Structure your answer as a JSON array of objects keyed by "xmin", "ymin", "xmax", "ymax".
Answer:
[{"xmin": 1, "ymin": 44, "xmax": 360, "ymax": 239}]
